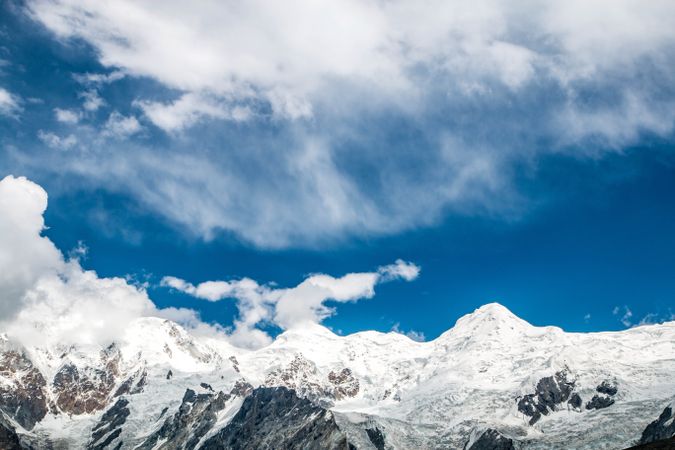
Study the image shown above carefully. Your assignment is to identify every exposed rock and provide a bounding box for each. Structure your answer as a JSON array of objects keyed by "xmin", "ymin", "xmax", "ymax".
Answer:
[
  {"xmin": 638, "ymin": 405, "xmax": 675, "ymax": 445},
  {"xmin": 466, "ymin": 429, "xmax": 515, "ymax": 450},
  {"xmin": 229, "ymin": 356, "xmax": 240, "ymax": 373},
  {"xmin": 200, "ymin": 382, "xmax": 214, "ymax": 392},
  {"xmin": 585, "ymin": 395, "xmax": 614, "ymax": 410},
  {"xmin": 265, "ymin": 354, "xmax": 359, "ymax": 405},
  {"xmin": 264, "ymin": 354, "xmax": 332, "ymax": 404},
  {"xmin": 517, "ymin": 370, "xmax": 575, "ymax": 425},
  {"xmin": 113, "ymin": 368, "xmax": 146, "ymax": 397},
  {"xmin": 52, "ymin": 363, "xmax": 117, "ymax": 415},
  {"xmin": 568, "ymin": 393, "xmax": 583, "ymax": 410},
  {"xmin": 627, "ymin": 437, "xmax": 675, "ymax": 449},
  {"xmin": 0, "ymin": 350, "xmax": 48, "ymax": 430},
  {"xmin": 230, "ymin": 379, "xmax": 253, "ymax": 397},
  {"xmin": 166, "ymin": 370, "xmax": 173, "ymax": 380},
  {"xmin": 596, "ymin": 380, "xmax": 618, "ymax": 396},
  {"xmin": 88, "ymin": 397, "xmax": 130, "ymax": 450},
  {"xmin": 328, "ymin": 368, "xmax": 359, "ymax": 400},
  {"xmin": 137, "ymin": 388, "xmax": 230, "ymax": 450},
  {"xmin": 201, "ymin": 386, "xmax": 354, "ymax": 450},
  {"xmin": 366, "ymin": 427, "xmax": 386, "ymax": 450},
  {"xmin": 0, "ymin": 413, "xmax": 24, "ymax": 450}
]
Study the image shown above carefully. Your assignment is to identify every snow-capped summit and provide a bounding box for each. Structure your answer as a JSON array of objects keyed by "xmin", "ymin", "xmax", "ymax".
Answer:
[{"xmin": 1, "ymin": 303, "xmax": 674, "ymax": 449}]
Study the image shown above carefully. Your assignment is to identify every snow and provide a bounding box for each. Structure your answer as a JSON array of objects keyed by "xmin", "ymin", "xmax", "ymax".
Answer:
[{"xmin": 3, "ymin": 302, "xmax": 675, "ymax": 448}]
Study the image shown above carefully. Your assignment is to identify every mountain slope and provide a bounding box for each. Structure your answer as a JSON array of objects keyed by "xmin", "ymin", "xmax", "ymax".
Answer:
[{"xmin": 0, "ymin": 303, "xmax": 674, "ymax": 449}]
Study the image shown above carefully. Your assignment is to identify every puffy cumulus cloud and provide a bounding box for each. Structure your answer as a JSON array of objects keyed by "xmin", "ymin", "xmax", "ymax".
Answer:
[
  {"xmin": 16, "ymin": 0, "xmax": 675, "ymax": 249},
  {"xmin": 0, "ymin": 175, "xmax": 216, "ymax": 347},
  {"xmin": 162, "ymin": 260, "xmax": 420, "ymax": 348},
  {"xmin": 0, "ymin": 176, "xmax": 64, "ymax": 318}
]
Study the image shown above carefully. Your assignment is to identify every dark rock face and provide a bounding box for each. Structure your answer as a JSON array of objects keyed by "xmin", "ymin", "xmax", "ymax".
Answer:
[
  {"xmin": 113, "ymin": 368, "xmax": 147, "ymax": 397},
  {"xmin": 137, "ymin": 388, "xmax": 230, "ymax": 450},
  {"xmin": 517, "ymin": 371, "xmax": 575, "ymax": 425},
  {"xmin": 201, "ymin": 387, "xmax": 353, "ymax": 450},
  {"xmin": 200, "ymin": 382, "xmax": 214, "ymax": 392},
  {"xmin": 0, "ymin": 413, "xmax": 24, "ymax": 450},
  {"xmin": 638, "ymin": 405, "xmax": 675, "ymax": 445},
  {"xmin": 87, "ymin": 397, "xmax": 130, "ymax": 450},
  {"xmin": 627, "ymin": 436, "xmax": 675, "ymax": 449},
  {"xmin": 466, "ymin": 429, "xmax": 515, "ymax": 450},
  {"xmin": 0, "ymin": 350, "xmax": 48, "ymax": 430},
  {"xmin": 586, "ymin": 395, "xmax": 615, "ymax": 410},
  {"xmin": 366, "ymin": 427, "xmax": 386, "ymax": 450},
  {"xmin": 568, "ymin": 393, "xmax": 583, "ymax": 410},
  {"xmin": 597, "ymin": 380, "xmax": 618, "ymax": 396}
]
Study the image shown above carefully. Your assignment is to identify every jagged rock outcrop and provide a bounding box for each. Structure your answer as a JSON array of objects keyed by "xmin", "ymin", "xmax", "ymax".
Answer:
[
  {"xmin": 465, "ymin": 429, "xmax": 515, "ymax": 450},
  {"xmin": 0, "ymin": 413, "xmax": 24, "ymax": 450},
  {"xmin": 230, "ymin": 379, "xmax": 253, "ymax": 397},
  {"xmin": 328, "ymin": 368, "xmax": 359, "ymax": 400},
  {"xmin": 264, "ymin": 354, "xmax": 359, "ymax": 405},
  {"xmin": 638, "ymin": 405, "xmax": 675, "ymax": 445},
  {"xmin": 137, "ymin": 388, "xmax": 230, "ymax": 450},
  {"xmin": 0, "ymin": 349, "xmax": 48, "ymax": 430},
  {"xmin": 366, "ymin": 427, "xmax": 386, "ymax": 450},
  {"xmin": 87, "ymin": 397, "xmax": 130, "ymax": 450},
  {"xmin": 52, "ymin": 346, "xmax": 123, "ymax": 416},
  {"xmin": 596, "ymin": 380, "xmax": 618, "ymax": 396},
  {"xmin": 586, "ymin": 395, "xmax": 614, "ymax": 410},
  {"xmin": 568, "ymin": 393, "xmax": 583, "ymax": 410},
  {"xmin": 201, "ymin": 386, "xmax": 354, "ymax": 450},
  {"xmin": 113, "ymin": 368, "xmax": 147, "ymax": 397},
  {"xmin": 517, "ymin": 371, "xmax": 575, "ymax": 425}
]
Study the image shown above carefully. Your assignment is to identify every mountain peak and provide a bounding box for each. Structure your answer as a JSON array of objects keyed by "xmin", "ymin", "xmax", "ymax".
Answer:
[{"xmin": 448, "ymin": 302, "xmax": 532, "ymax": 337}]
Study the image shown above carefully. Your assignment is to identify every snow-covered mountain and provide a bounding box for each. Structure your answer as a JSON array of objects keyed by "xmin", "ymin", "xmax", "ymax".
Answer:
[{"xmin": 1, "ymin": 303, "xmax": 674, "ymax": 449}]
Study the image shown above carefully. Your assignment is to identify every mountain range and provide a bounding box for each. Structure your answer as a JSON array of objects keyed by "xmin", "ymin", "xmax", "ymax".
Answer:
[{"xmin": 1, "ymin": 303, "xmax": 674, "ymax": 449}]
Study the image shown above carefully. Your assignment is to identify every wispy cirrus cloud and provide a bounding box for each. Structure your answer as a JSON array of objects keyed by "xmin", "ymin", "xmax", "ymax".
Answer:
[{"xmin": 3, "ymin": 0, "xmax": 673, "ymax": 248}]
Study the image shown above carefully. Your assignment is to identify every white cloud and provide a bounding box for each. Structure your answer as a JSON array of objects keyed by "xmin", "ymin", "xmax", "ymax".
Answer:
[
  {"xmin": 20, "ymin": 0, "xmax": 675, "ymax": 248},
  {"xmin": 378, "ymin": 259, "xmax": 420, "ymax": 282},
  {"xmin": 79, "ymin": 89, "xmax": 105, "ymax": 111},
  {"xmin": 391, "ymin": 323, "xmax": 426, "ymax": 342},
  {"xmin": 135, "ymin": 93, "xmax": 250, "ymax": 132},
  {"xmin": 54, "ymin": 107, "xmax": 80, "ymax": 124},
  {"xmin": 0, "ymin": 87, "xmax": 20, "ymax": 117},
  {"xmin": 613, "ymin": 305, "xmax": 633, "ymax": 327},
  {"xmin": 37, "ymin": 130, "xmax": 78, "ymax": 150},
  {"xmin": 0, "ymin": 175, "xmax": 212, "ymax": 347},
  {"xmin": 27, "ymin": 0, "xmax": 675, "ymax": 138},
  {"xmin": 0, "ymin": 176, "xmax": 64, "ymax": 318},
  {"xmin": 162, "ymin": 259, "xmax": 420, "ymax": 348},
  {"xmin": 102, "ymin": 111, "xmax": 142, "ymax": 138}
]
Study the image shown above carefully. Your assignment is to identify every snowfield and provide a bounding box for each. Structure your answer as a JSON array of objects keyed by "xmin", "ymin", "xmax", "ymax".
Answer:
[{"xmin": 1, "ymin": 303, "xmax": 674, "ymax": 449}]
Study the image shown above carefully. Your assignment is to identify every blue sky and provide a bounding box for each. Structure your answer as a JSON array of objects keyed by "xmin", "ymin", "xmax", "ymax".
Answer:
[{"xmin": 1, "ymin": 0, "xmax": 675, "ymax": 344}]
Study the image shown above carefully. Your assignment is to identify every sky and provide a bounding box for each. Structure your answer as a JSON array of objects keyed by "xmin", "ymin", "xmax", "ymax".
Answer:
[{"xmin": 1, "ymin": 0, "xmax": 675, "ymax": 348}]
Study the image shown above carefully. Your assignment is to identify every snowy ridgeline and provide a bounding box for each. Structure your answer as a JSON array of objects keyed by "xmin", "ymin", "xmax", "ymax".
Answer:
[{"xmin": 1, "ymin": 303, "xmax": 674, "ymax": 449}]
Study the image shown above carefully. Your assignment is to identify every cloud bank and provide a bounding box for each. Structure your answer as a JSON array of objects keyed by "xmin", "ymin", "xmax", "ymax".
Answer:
[
  {"xmin": 0, "ymin": 175, "xmax": 418, "ymax": 349},
  {"xmin": 161, "ymin": 259, "xmax": 420, "ymax": 348},
  {"xmin": 6, "ymin": 0, "xmax": 675, "ymax": 248}
]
